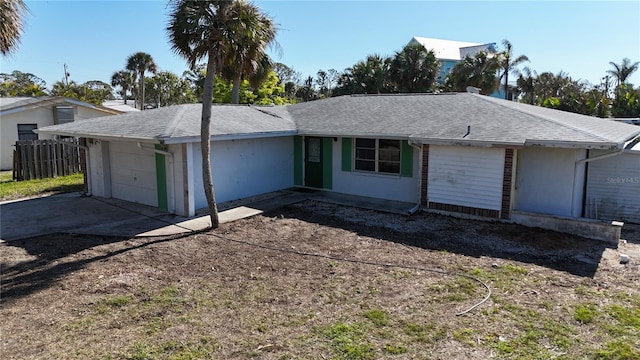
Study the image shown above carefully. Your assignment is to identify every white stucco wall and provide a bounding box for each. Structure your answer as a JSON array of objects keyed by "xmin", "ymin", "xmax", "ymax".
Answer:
[
  {"xmin": 192, "ymin": 136, "xmax": 294, "ymax": 210},
  {"xmin": 332, "ymin": 139, "xmax": 420, "ymax": 203},
  {"xmin": 427, "ymin": 145, "xmax": 505, "ymax": 210},
  {"xmin": 0, "ymin": 107, "xmax": 55, "ymax": 170},
  {"xmin": 514, "ymin": 147, "xmax": 586, "ymax": 217},
  {"xmin": 586, "ymin": 151, "xmax": 640, "ymax": 223}
]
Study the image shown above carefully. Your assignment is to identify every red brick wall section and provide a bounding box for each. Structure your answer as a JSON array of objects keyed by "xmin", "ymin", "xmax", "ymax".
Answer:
[
  {"xmin": 500, "ymin": 149, "xmax": 514, "ymax": 219},
  {"xmin": 429, "ymin": 202, "xmax": 500, "ymax": 218},
  {"xmin": 421, "ymin": 145, "xmax": 429, "ymax": 206}
]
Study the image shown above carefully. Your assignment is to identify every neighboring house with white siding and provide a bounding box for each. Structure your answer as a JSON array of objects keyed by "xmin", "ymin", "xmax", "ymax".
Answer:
[
  {"xmin": 0, "ymin": 97, "xmax": 120, "ymax": 170},
  {"xmin": 38, "ymin": 93, "xmax": 640, "ymax": 241}
]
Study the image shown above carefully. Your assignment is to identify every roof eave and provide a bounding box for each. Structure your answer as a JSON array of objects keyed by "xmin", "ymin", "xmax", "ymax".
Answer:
[
  {"xmin": 36, "ymin": 128, "xmax": 161, "ymax": 144},
  {"xmin": 524, "ymin": 139, "xmax": 620, "ymax": 150},
  {"xmin": 158, "ymin": 130, "xmax": 299, "ymax": 144}
]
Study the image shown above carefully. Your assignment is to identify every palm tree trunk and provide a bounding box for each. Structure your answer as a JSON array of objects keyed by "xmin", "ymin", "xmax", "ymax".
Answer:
[
  {"xmin": 141, "ymin": 73, "xmax": 145, "ymax": 110},
  {"xmin": 231, "ymin": 76, "xmax": 241, "ymax": 104},
  {"xmin": 504, "ymin": 72, "xmax": 509, "ymax": 100},
  {"xmin": 201, "ymin": 53, "xmax": 220, "ymax": 228}
]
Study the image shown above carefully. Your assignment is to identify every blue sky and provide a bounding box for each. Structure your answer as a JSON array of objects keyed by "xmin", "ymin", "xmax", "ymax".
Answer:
[{"xmin": 2, "ymin": 0, "xmax": 639, "ymax": 90}]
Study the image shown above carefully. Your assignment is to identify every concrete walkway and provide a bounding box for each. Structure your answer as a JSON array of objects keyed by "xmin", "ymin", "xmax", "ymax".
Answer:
[{"xmin": 0, "ymin": 190, "xmax": 415, "ymax": 242}]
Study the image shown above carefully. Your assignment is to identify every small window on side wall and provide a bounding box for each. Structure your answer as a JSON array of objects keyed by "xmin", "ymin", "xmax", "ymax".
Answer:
[
  {"xmin": 354, "ymin": 138, "xmax": 400, "ymax": 174},
  {"xmin": 55, "ymin": 106, "xmax": 74, "ymax": 124},
  {"xmin": 17, "ymin": 124, "xmax": 38, "ymax": 141}
]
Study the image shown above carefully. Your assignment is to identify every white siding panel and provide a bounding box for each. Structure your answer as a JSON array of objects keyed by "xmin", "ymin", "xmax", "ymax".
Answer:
[
  {"xmin": 109, "ymin": 141, "xmax": 157, "ymax": 207},
  {"xmin": 427, "ymin": 145, "xmax": 504, "ymax": 210},
  {"xmin": 586, "ymin": 151, "xmax": 640, "ymax": 223}
]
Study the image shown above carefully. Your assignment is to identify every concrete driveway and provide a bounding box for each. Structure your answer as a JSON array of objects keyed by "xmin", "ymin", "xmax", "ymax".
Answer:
[
  {"xmin": 0, "ymin": 193, "xmax": 203, "ymax": 242},
  {"xmin": 0, "ymin": 190, "xmax": 415, "ymax": 242}
]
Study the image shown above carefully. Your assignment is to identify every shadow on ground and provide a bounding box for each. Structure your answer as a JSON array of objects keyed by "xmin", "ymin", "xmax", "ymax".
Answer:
[
  {"xmin": 0, "ymin": 232, "xmax": 197, "ymax": 305},
  {"xmin": 268, "ymin": 205, "xmax": 615, "ymax": 279}
]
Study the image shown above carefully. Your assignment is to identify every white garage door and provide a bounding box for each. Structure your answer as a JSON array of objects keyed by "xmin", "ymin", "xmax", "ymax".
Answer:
[
  {"xmin": 586, "ymin": 151, "xmax": 640, "ymax": 223},
  {"xmin": 109, "ymin": 142, "xmax": 158, "ymax": 207},
  {"xmin": 427, "ymin": 145, "xmax": 505, "ymax": 210}
]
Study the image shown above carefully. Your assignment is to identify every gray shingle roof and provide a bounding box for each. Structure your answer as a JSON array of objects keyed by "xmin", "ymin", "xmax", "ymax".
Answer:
[
  {"xmin": 289, "ymin": 93, "xmax": 640, "ymax": 149},
  {"xmin": 38, "ymin": 104, "xmax": 297, "ymax": 142},
  {"xmin": 38, "ymin": 93, "xmax": 640, "ymax": 149}
]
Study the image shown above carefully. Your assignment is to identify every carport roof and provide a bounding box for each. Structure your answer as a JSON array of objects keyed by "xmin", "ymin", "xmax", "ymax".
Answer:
[{"xmin": 38, "ymin": 93, "xmax": 640, "ymax": 149}]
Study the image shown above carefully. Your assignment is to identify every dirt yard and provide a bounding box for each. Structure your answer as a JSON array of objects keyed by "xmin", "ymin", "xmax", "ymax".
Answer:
[{"xmin": 2, "ymin": 200, "xmax": 639, "ymax": 359}]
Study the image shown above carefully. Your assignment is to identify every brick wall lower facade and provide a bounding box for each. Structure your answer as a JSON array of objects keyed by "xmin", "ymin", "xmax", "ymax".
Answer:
[
  {"xmin": 421, "ymin": 145, "xmax": 429, "ymax": 206},
  {"xmin": 500, "ymin": 149, "xmax": 514, "ymax": 219}
]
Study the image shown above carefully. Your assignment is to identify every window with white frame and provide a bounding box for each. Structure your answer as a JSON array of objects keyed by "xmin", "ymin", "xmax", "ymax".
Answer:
[
  {"xmin": 354, "ymin": 138, "xmax": 401, "ymax": 174},
  {"xmin": 17, "ymin": 124, "xmax": 38, "ymax": 141}
]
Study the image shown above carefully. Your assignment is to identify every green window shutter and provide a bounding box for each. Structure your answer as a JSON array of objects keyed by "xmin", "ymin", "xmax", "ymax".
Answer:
[
  {"xmin": 322, "ymin": 137, "xmax": 333, "ymax": 189},
  {"xmin": 341, "ymin": 138, "xmax": 352, "ymax": 172},
  {"xmin": 400, "ymin": 140, "xmax": 413, "ymax": 178},
  {"xmin": 293, "ymin": 136, "xmax": 303, "ymax": 185},
  {"xmin": 155, "ymin": 144, "xmax": 168, "ymax": 211}
]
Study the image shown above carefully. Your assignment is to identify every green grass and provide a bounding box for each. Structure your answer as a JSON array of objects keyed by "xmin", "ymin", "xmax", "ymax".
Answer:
[
  {"xmin": 362, "ymin": 309, "xmax": 389, "ymax": 327},
  {"xmin": 0, "ymin": 171, "xmax": 84, "ymax": 201},
  {"xmin": 322, "ymin": 322, "xmax": 374, "ymax": 360},
  {"xmin": 574, "ymin": 304, "xmax": 597, "ymax": 324}
]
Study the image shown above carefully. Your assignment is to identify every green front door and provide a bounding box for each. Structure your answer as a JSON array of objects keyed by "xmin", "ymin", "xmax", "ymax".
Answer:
[{"xmin": 305, "ymin": 137, "xmax": 323, "ymax": 188}]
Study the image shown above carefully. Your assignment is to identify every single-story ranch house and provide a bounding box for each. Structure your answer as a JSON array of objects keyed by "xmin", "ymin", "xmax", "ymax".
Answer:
[{"xmin": 39, "ymin": 93, "xmax": 640, "ymax": 242}]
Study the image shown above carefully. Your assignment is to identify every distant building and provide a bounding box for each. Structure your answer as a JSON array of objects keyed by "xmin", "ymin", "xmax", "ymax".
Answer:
[
  {"xmin": 101, "ymin": 100, "xmax": 140, "ymax": 113},
  {"xmin": 408, "ymin": 36, "xmax": 497, "ymax": 84}
]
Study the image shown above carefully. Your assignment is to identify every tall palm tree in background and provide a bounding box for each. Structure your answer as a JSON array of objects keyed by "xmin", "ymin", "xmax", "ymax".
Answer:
[
  {"xmin": 607, "ymin": 58, "xmax": 640, "ymax": 87},
  {"xmin": 389, "ymin": 43, "xmax": 439, "ymax": 93},
  {"xmin": 219, "ymin": 0, "xmax": 277, "ymax": 104},
  {"xmin": 0, "ymin": 0, "xmax": 28, "ymax": 55},
  {"xmin": 111, "ymin": 70, "xmax": 136, "ymax": 105},
  {"xmin": 499, "ymin": 39, "xmax": 529, "ymax": 100},
  {"xmin": 126, "ymin": 52, "xmax": 157, "ymax": 110}
]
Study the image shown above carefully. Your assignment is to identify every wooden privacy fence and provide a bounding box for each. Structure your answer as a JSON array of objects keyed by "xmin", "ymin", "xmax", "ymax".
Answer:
[{"xmin": 13, "ymin": 139, "xmax": 83, "ymax": 181}]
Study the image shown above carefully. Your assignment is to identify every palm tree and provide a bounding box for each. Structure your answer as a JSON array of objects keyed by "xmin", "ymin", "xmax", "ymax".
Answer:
[
  {"xmin": 126, "ymin": 52, "xmax": 157, "ymax": 110},
  {"xmin": 218, "ymin": 0, "xmax": 278, "ymax": 104},
  {"xmin": 0, "ymin": 0, "xmax": 28, "ymax": 55},
  {"xmin": 445, "ymin": 52, "xmax": 500, "ymax": 95},
  {"xmin": 337, "ymin": 54, "xmax": 392, "ymax": 95},
  {"xmin": 389, "ymin": 43, "xmax": 439, "ymax": 93},
  {"xmin": 607, "ymin": 58, "xmax": 640, "ymax": 87},
  {"xmin": 499, "ymin": 39, "xmax": 529, "ymax": 100},
  {"xmin": 169, "ymin": 0, "xmax": 274, "ymax": 228},
  {"xmin": 516, "ymin": 66, "xmax": 537, "ymax": 104},
  {"xmin": 111, "ymin": 70, "xmax": 135, "ymax": 105}
]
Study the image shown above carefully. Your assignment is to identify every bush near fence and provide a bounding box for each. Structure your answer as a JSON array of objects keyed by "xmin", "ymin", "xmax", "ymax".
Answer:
[{"xmin": 13, "ymin": 139, "xmax": 83, "ymax": 181}]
